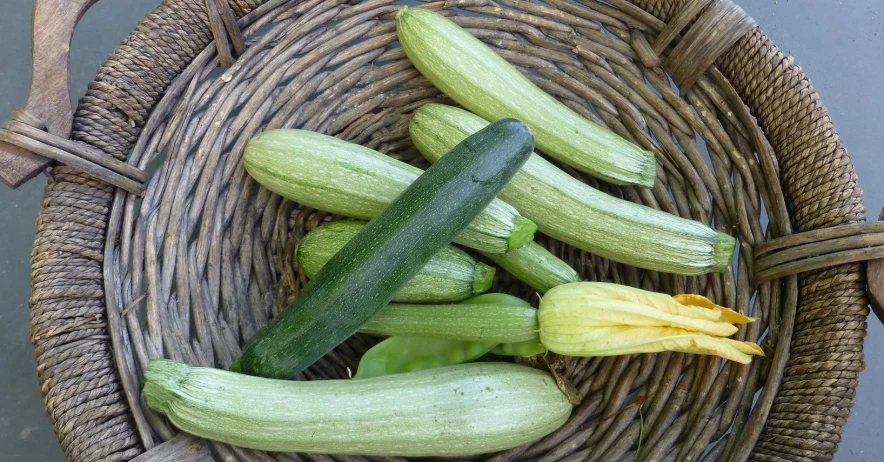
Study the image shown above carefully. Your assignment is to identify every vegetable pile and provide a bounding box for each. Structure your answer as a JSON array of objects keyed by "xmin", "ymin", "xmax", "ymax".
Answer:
[
  {"xmin": 238, "ymin": 119, "xmax": 534, "ymax": 380},
  {"xmin": 144, "ymin": 7, "xmax": 762, "ymax": 457}
]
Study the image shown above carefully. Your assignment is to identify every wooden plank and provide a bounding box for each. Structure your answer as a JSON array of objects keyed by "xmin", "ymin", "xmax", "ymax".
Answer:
[
  {"xmin": 204, "ymin": 0, "xmax": 234, "ymax": 67},
  {"xmin": 6, "ymin": 118, "xmax": 147, "ymax": 182},
  {"xmin": 869, "ymin": 209, "xmax": 884, "ymax": 324},
  {"xmin": 0, "ymin": 0, "xmax": 99, "ymax": 188},
  {"xmin": 130, "ymin": 434, "xmax": 212, "ymax": 462},
  {"xmin": 0, "ymin": 128, "xmax": 144, "ymax": 196}
]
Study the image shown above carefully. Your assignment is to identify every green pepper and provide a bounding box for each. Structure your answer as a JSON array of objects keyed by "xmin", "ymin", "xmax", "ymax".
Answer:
[
  {"xmin": 353, "ymin": 293, "xmax": 532, "ymax": 379},
  {"xmin": 460, "ymin": 293, "xmax": 531, "ymax": 306},
  {"xmin": 353, "ymin": 337, "xmax": 496, "ymax": 379},
  {"xmin": 492, "ymin": 339, "xmax": 547, "ymax": 357}
]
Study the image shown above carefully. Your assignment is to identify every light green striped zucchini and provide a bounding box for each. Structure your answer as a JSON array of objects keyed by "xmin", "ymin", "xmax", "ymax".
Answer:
[
  {"xmin": 396, "ymin": 7, "xmax": 656, "ymax": 187},
  {"xmin": 244, "ymin": 129, "xmax": 535, "ymax": 253},
  {"xmin": 482, "ymin": 241, "xmax": 579, "ymax": 293},
  {"xmin": 145, "ymin": 360, "xmax": 572, "ymax": 456},
  {"xmin": 355, "ymin": 294, "xmax": 545, "ymax": 380},
  {"xmin": 361, "ymin": 302, "xmax": 539, "ymax": 344},
  {"xmin": 297, "ymin": 220, "xmax": 495, "ymax": 303},
  {"xmin": 411, "ymin": 104, "xmax": 736, "ymax": 275}
]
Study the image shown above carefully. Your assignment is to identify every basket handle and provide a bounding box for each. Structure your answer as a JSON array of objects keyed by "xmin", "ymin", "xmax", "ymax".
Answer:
[
  {"xmin": 129, "ymin": 434, "xmax": 211, "ymax": 462},
  {"xmin": 869, "ymin": 209, "xmax": 884, "ymax": 324},
  {"xmin": 754, "ymin": 206, "xmax": 884, "ymax": 325},
  {"xmin": 0, "ymin": 0, "xmax": 147, "ymax": 194}
]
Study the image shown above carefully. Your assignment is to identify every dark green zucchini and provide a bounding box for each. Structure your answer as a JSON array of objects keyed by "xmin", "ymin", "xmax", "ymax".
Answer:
[{"xmin": 237, "ymin": 120, "xmax": 534, "ymax": 378}]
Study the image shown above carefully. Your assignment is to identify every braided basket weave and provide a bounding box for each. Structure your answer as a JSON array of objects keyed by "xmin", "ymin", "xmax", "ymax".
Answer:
[{"xmin": 28, "ymin": 0, "xmax": 872, "ymax": 460}]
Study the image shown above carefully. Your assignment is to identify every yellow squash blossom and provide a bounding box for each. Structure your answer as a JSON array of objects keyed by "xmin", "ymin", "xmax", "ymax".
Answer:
[{"xmin": 538, "ymin": 282, "xmax": 764, "ymax": 364}]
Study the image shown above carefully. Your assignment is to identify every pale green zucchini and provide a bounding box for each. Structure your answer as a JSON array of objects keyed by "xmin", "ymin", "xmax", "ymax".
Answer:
[
  {"xmin": 297, "ymin": 221, "xmax": 495, "ymax": 303},
  {"xmin": 361, "ymin": 302, "xmax": 539, "ymax": 344},
  {"xmin": 244, "ymin": 129, "xmax": 535, "ymax": 253},
  {"xmin": 145, "ymin": 360, "xmax": 572, "ymax": 456},
  {"xmin": 396, "ymin": 7, "xmax": 657, "ymax": 187},
  {"xmin": 482, "ymin": 241, "xmax": 579, "ymax": 293},
  {"xmin": 411, "ymin": 104, "xmax": 736, "ymax": 275}
]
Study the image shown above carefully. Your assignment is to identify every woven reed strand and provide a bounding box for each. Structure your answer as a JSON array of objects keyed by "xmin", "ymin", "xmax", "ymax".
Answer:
[{"xmin": 28, "ymin": 0, "xmax": 866, "ymax": 461}]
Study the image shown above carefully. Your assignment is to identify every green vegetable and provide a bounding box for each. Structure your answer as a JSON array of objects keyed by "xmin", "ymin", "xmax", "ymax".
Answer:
[
  {"xmin": 492, "ymin": 339, "xmax": 547, "ymax": 357},
  {"xmin": 411, "ymin": 104, "xmax": 736, "ymax": 275},
  {"xmin": 361, "ymin": 302, "xmax": 538, "ymax": 344},
  {"xmin": 354, "ymin": 293, "xmax": 533, "ymax": 379},
  {"xmin": 461, "ymin": 292, "xmax": 532, "ymax": 306},
  {"xmin": 238, "ymin": 120, "xmax": 534, "ymax": 379},
  {"xmin": 353, "ymin": 337, "xmax": 494, "ymax": 380},
  {"xmin": 298, "ymin": 220, "xmax": 495, "ymax": 303},
  {"xmin": 482, "ymin": 241, "xmax": 579, "ymax": 293},
  {"xmin": 244, "ymin": 128, "xmax": 536, "ymax": 253},
  {"xmin": 397, "ymin": 7, "xmax": 656, "ymax": 187},
  {"xmin": 145, "ymin": 360, "xmax": 572, "ymax": 456}
]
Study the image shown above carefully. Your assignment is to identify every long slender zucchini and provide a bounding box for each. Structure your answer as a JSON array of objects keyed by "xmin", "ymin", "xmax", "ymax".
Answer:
[
  {"xmin": 298, "ymin": 220, "xmax": 495, "ymax": 303},
  {"xmin": 396, "ymin": 7, "xmax": 656, "ymax": 187},
  {"xmin": 411, "ymin": 104, "xmax": 736, "ymax": 275},
  {"xmin": 244, "ymin": 129, "xmax": 536, "ymax": 253},
  {"xmin": 482, "ymin": 241, "xmax": 579, "ymax": 293},
  {"xmin": 361, "ymin": 302, "xmax": 539, "ymax": 343},
  {"xmin": 238, "ymin": 120, "xmax": 534, "ymax": 379},
  {"xmin": 145, "ymin": 360, "xmax": 572, "ymax": 456}
]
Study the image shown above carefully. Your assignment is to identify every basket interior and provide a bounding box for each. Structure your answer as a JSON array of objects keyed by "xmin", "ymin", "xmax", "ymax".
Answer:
[{"xmin": 105, "ymin": 0, "xmax": 787, "ymax": 459}]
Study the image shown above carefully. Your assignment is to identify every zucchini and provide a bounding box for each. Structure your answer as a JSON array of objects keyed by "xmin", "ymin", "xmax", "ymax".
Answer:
[
  {"xmin": 396, "ymin": 7, "xmax": 656, "ymax": 187},
  {"xmin": 460, "ymin": 292, "xmax": 531, "ymax": 306},
  {"xmin": 244, "ymin": 129, "xmax": 536, "ymax": 253},
  {"xmin": 354, "ymin": 294, "xmax": 533, "ymax": 379},
  {"xmin": 145, "ymin": 360, "xmax": 572, "ymax": 456},
  {"xmin": 238, "ymin": 120, "xmax": 534, "ymax": 379},
  {"xmin": 361, "ymin": 302, "xmax": 539, "ymax": 343},
  {"xmin": 411, "ymin": 104, "xmax": 736, "ymax": 275},
  {"xmin": 298, "ymin": 220, "xmax": 495, "ymax": 303},
  {"xmin": 482, "ymin": 241, "xmax": 579, "ymax": 293}
]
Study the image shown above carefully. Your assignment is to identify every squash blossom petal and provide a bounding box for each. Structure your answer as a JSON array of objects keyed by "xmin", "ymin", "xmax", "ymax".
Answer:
[
  {"xmin": 673, "ymin": 294, "xmax": 758, "ymax": 325},
  {"xmin": 539, "ymin": 282, "xmax": 764, "ymax": 363}
]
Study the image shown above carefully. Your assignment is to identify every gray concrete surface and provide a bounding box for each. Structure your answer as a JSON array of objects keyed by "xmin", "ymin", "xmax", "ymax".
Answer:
[{"xmin": 0, "ymin": 1, "xmax": 880, "ymax": 460}]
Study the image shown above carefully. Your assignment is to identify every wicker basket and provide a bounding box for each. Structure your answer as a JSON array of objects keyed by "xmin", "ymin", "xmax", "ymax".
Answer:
[{"xmin": 24, "ymin": 0, "xmax": 874, "ymax": 460}]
